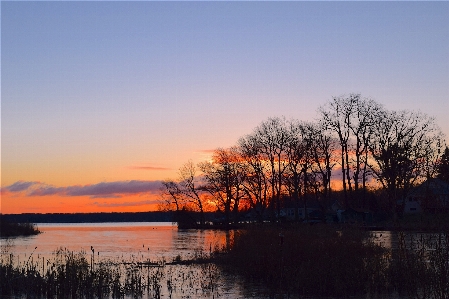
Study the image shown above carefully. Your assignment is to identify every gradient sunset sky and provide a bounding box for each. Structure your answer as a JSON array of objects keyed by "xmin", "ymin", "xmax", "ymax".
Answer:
[{"xmin": 2, "ymin": 1, "xmax": 448, "ymax": 214}]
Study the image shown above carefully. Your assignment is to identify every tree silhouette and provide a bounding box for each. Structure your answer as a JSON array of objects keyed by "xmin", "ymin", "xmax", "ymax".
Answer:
[
  {"xmin": 159, "ymin": 94, "xmax": 447, "ymax": 224},
  {"xmin": 437, "ymin": 147, "xmax": 449, "ymax": 183},
  {"xmin": 199, "ymin": 147, "xmax": 246, "ymax": 225}
]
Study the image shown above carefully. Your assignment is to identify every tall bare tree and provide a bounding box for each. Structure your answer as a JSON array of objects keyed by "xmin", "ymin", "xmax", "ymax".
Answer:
[
  {"xmin": 368, "ymin": 109, "xmax": 445, "ymax": 217},
  {"xmin": 252, "ymin": 117, "xmax": 293, "ymax": 219},
  {"xmin": 199, "ymin": 147, "xmax": 246, "ymax": 224},
  {"xmin": 238, "ymin": 134, "xmax": 271, "ymax": 222},
  {"xmin": 283, "ymin": 120, "xmax": 307, "ymax": 220},
  {"xmin": 437, "ymin": 147, "xmax": 449, "ymax": 183},
  {"xmin": 160, "ymin": 161, "xmax": 206, "ymax": 225},
  {"xmin": 319, "ymin": 94, "xmax": 383, "ymax": 207},
  {"xmin": 303, "ymin": 121, "xmax": 338, "ymax": 210},
  {"xmin": 178, "ymin": 160, "xmax": 206, "ymax": 225},
  {"xmin": 319, "ymin": 95, "xmax": 353, "ymax": 205},
  {"xmin": 160, "ymin": 180, "xmax": 183, "ymax": 211}
]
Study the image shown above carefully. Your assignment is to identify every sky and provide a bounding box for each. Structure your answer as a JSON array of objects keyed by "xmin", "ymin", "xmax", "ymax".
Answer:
[{"xmin": 1, "ymin": 1, "xmax": 449, "ymax": 214}]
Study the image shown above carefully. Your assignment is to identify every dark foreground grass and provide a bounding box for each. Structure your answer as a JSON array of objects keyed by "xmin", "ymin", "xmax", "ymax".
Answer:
[
  {"xmin": 0, "ymin": 246, "xmax": 221, "ymax": 299},
  {"xmin": 215, "ymin": 224, "xmax": 449, "ymax": 299},
  {"xmin": 1, "ymin": 248, "xmax": 148, "ymax": 298},
  {"xmin": 3, "ymin": 225, "xmax": 449, "ymax": 298}
]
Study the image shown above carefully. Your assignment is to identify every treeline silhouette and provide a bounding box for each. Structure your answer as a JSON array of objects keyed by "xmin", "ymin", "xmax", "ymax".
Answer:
[
  {"xmin": 161, "ymin": 94, "xmax": 447, "ymax": 225},
  {"xmin": 1, "ymin": 212, "xmax": 173, "ymax": 224}
]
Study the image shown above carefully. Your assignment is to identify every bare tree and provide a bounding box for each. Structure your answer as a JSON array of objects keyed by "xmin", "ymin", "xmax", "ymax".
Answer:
[
  {"xmin": 319, "ymin": 95, "xmax": 353, "ymax": 205},
  {"xmin": 283, "ymin": 120, "xmax": 307, "ymax": 221},
  {"xmin": 159, "ymin": 161, "xmax": 206, "ymax": 226},
  {"xmin": 437, "ymin": 147, "xmax": 449, "ymax": 183},
  {"xmin": 160, "ymin": 180, "xmax": 183, "ymax": 211},
  {"xmin": 368, "ymin": 109, "xmax": 446, "ymax": 217},
  {"xmin": 303, "ymin": 121, "xmax": 338, "ymax": 213},
  {"xmin": 319, "ymin": 94, "xmax": 383, "ymax": 207},
  {"xmin": 238, "ymin": 133, "xmax": 271, "ymax": 222},
  {"xmin": 178, "ymin": 160, "xmax": 206, "ymax": 225},
  {"xmin": 252, "ymin": 117, "xmax": 293, "ymax": 219},
  {"xmin": 348, "ymin": 97, "xmax": 383, "ymax": 193},
  {"xmin": 198, "ymin": 147, "xmax": 246, "ymax": 225}
]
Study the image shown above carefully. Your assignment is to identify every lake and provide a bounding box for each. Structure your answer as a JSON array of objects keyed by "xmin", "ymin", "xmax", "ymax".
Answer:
[
  {"xmin": 4, "ymin": 222, "xmax": 232, "ymax": 261},
  {"xmin": 2, "ymin": 223, "xmax": 437, "ymax": 299},
  {"xmin": 0, "ymin": 222, "xmax": 264, "ymax": 299}
]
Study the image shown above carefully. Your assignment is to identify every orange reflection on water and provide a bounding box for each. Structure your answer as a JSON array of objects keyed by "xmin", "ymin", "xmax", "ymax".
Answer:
[{"xmin": 6, "ymin": 223, "xmax": 237, "ymax": 264}]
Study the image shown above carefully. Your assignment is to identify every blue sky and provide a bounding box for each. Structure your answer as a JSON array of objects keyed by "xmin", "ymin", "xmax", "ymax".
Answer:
[{"xmin": 1, "ymin": 1, "xmax": 448, "ymax": 213}]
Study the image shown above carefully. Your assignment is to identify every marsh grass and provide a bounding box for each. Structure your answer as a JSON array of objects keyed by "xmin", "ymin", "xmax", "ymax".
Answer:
[
  {"xmin": 0, "ymin": 244, "xmax": 222, "ymax": 299},
  {"xmin": 216, "ymin": 224, "xmax": 449, "ymax": 299},
  {"xmin": 4, "ymin": 226, "xmax": 449, "ymax": 298},
  {"xmin": 389, "ymin": 231, "xmax": 449, "ymax": 299}
]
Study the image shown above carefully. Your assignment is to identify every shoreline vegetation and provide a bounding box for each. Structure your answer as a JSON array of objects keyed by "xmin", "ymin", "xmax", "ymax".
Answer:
[
  {"xmin": 218, "ymin": 224, "xmax": 449, "ymax": 299},
  {"xmin": 4, "ymin": 210, "xmax": 449, "ymax": 232},
  {"xmin": 2, "ymin": 224, "xmax": 449, "ymax": 298},
  {"xmin": 159, "ymin": 95, "xmax": 448, "ymax": 238},
  {"xmin": 0, "ymin": 217, "xmax": 41, "ymax": 238}
]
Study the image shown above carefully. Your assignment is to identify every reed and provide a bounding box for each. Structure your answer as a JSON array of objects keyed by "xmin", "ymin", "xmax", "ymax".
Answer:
[
  {"xmin": 389, "ymin": 231, "xmax": 449, "ymax": 299},
  {"xmin": 215, "ymin": 224, "xmax": 449, "ymax": 298},
  {"xmin": 4, "ymin": 227, "xmax": 449, "ymax": 298},
  {"xmin": 0, "ymin": 245, "xmax": 221, "ymax": 298}
]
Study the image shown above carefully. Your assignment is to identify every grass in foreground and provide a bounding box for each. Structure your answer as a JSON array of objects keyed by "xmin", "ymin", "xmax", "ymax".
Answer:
[
  {"xmin": 215, "ymin": 224, "xmax": 449, "ymax": 299},
  {"xmin": 0, "ymin": 246, "xmax": 221, "ymax": 299},
  {"xmin": 3, "ymin": 224, "xmax": 449, "ymax": 298}
]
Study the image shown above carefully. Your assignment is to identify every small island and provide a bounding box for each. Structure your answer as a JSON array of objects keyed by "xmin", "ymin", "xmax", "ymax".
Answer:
[{"xmin": 0, "ymin": 216, "xmax": 40, "ymax": 237}]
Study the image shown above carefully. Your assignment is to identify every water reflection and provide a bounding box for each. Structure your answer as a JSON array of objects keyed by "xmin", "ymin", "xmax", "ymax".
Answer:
[
  {"xmin": 1, "ymin": 222, "xmax": 255, "ymax": 299},
  {"xmin": 371, "ymin": 230, "xmax": 449, "ymax": 250},
  {"xmin": 6, "ymin": 224, "xmax": 434, "ymax": 299},
  {"xmin": 4, "ymin": 222, "xmax": 236, "ymax": 263}
]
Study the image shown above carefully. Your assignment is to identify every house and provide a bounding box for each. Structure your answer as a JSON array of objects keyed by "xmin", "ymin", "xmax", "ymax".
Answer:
[
  {"xmin": 279, "ymin": 199, "xmax": 322, "ymax": 222},
  {"xmin": 404, "ymin": 178, "xmax": 449, "ymax": 214}
]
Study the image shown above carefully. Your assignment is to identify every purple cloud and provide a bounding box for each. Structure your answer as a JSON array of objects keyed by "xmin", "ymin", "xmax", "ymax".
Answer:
[
  {"xmin": 65, "ymin": 181, "xmax": 162, "ymax": 196},
  {"xmin": 90, "ymin": 194, "xmax": 123, "ymax": 199},
  {"xmin": 128, "ymin": 166, "xmax": 170, "ymax": 171},
  {"xmin": 6, "ymin": 181, "xmax": 39, "ymax": 192},
  {"xmin": 92, "ymin": 200, "xmax": 159, "ymax": 207},
  {"xmin": 29, "ymin": 186, "xmax": 65, "ymax": 196},
  {"xmin": 4, "ymin": 180, "xmax": 163, "ymax": 199}
]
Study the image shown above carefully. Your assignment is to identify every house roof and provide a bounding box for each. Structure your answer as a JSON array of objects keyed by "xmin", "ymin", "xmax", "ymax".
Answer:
[{"xmin": 409, "ymin": 178, "xmax": 449, "ymax": 197}]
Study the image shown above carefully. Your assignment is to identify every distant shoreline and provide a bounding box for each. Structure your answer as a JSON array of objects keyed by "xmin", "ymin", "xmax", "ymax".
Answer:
[
  {"xmin": 1, "ymin": 211, "xmax": 216, "ymax": 224},
  {"xmin": 1, "ymin": 211, "xmax": 174, "ymax": 224}
]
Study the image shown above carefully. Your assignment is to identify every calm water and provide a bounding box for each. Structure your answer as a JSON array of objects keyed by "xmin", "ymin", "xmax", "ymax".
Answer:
[
  {"xmin": 3, "ymin": 222, "xmax": 233, "ymax": 261},
  {"xmin": 2, "ymin": 223, "xmax": 431, "ymax": 299},
  {"xmin": 0, "ymin": 222, "xmax": 262, "ymax": 299}
]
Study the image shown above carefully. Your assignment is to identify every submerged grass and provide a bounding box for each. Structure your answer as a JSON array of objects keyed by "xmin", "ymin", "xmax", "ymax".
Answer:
[
  {"xmin": 215, "ymin": 224, "xmax": 387, "ymax": 298},
  {"xmin": 388, "ymin": 231, "xmax": 449, "ymax": 299},
  {"xmin": 3, "ymin": 225, "xmax": 449, "ymax": 298},
  {"xmin": 215, "ymin": 224, "xmax": 449, "ymax": 299},
  {"xmin": 0, "ymin": 246, "xmax": 221, "ymax": 299}
]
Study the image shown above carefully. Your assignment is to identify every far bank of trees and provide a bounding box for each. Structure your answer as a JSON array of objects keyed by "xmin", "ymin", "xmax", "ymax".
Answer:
[{"xmin": 159, "ymin": 94, "xmax": 447, "ymax": 223}]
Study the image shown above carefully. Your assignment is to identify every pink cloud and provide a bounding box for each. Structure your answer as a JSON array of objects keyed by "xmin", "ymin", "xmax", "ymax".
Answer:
[
  {"xmin": 4, "ymin": 180, "xmax": 163, "ymax": 199},
  {"xmin": 92, "ymin": 199, "xmax": 159, "ymax": 207},
  {"xmin": 128, "ymin": 166, "xmax": 170, "ymax": 171}
]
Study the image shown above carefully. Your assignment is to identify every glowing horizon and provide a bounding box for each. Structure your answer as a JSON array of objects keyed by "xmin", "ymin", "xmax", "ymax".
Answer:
[{"xmin": 2, "ymin": 2, "xmax": 448, "ymax": 214}]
